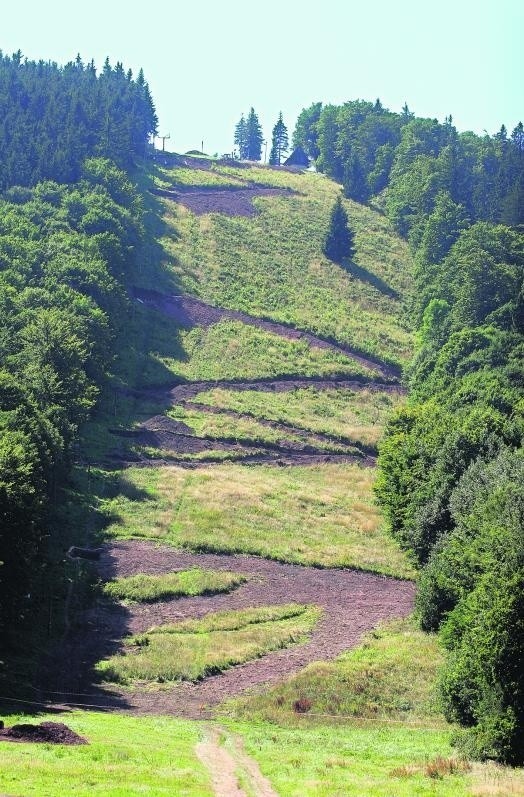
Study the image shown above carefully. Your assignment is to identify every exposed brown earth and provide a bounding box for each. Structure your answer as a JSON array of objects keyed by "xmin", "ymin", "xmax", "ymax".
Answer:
[
  {"xmin": 40, "ymin": 542, "xmax": 415, "ymax": 718},
  {"xmin": 151, "ymin": 185, "xmax": 295, "ymax": 217},
  {"xmin": 132, "ymin": 287, "xmax": 400, "ymax": 380},
  {"xmin": 0, "ymin": 722, "xmax": 87, "ymax": 745}
]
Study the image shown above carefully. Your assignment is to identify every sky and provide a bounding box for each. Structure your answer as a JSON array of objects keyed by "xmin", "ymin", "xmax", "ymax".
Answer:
[{"xmin": 3, "ymin": 0, "xmax": 523, "ymax": 156}]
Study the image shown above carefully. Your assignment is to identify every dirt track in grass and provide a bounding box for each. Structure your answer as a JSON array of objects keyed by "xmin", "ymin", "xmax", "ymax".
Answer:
[
  {"xmin": 132, "ymin": 287, "xmax": 400, "ymax": 380},
  {"xmin": 41, "ymin": 542, "xmax": 415, "ymax": 718}
]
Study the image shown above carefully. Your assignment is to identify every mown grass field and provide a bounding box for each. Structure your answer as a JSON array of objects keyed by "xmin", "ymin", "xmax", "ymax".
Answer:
[
  {"xmin": 96, "ymin": 604, "xmax": 320, "ymax": 685},
  {"xmin": 100, "ymin": 463, "xmax": 415, "ymax": 578},
  {"xmin": 0, "ymin": 712, "xmax": 213, "ymax": 797},
  {"xmin": 159, "ymin": 163, "xmax": 413, "ymax": 367}
]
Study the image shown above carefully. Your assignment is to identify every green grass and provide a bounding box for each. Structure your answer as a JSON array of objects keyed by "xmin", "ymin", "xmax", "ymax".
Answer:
[
  {"xmin": 193, "ymin": 385, "xmax": 405, "ymax": 449},
  {"xmin": 160, "ymin": 163, "xmax": 413, "ymax": 367},
  {"xmin": 0, "ymin": 711, "xmax": 212, "ymax": 797},
  {"xmin": 224, "ymin": 618, "xmax": 444, "ymax": 726},
  {"xmin": 154, "ymin": 163, "xmax": 247, "ymax": 188},
  {"xmin": 100, "ymin": 463, "xmax": 415, "ymax": 578},
  {"xmin": 141, "ymin": 316, "xmax": 376, "ymax": 387},
  {"xmin": 96, "ymin": 604, "xmax": 320, "ymax": 685},
  {"xmin": 227, "ymin": 721, "xmax": 470, "ymax": 797},
  {"xmin": 101, "ymin": 568, "xmax": 247, "ymax": 602},
  {"xmin": 165, "ymin": 404, "xmax": 359, "ymax": 454}
]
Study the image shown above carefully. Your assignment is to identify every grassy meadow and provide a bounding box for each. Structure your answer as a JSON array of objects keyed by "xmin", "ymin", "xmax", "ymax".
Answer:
[
  {"xmin": 192, "ymin": 385, "xmax": 405, "ymax": 449},
  {"xmin": 159, "ymin": 163, "xmax": 413, "ymax": 367},
  {"xmin": 0, "ymin": 712, "xmax": 213, "ymax": 797},
  {"xmin": 100, "ymin": 463, "xmax": 415, "ymax": 578}
]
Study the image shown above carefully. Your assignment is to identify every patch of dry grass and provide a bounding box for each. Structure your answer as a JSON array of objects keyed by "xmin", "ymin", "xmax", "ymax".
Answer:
[
  {"xmin": 193, "ymin": 385, "xmax": 405, "ymax": 448},
  {"xmin": 95, "ymin": 604, "xmax": 320, "ymax": 685},
  {"xmin": 102, "ymin": 463, "xmax": 415, "ymax": 578}
]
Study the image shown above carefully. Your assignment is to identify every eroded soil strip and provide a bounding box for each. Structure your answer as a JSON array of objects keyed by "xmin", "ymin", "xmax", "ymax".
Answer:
[
  {"xmin": 182, "ymin": 400, "xmax": 378, "ymax": 455},
  {"xmin": 132, "ymin": 288, "xmax": 400, "ymax": 380},
  {"xmin": 151, "ymin": 185, "xmax": 295, "ymax": 218},
  {"xmin": 51, "ymin": 542, "xmax": 415, "ymax": 717}
]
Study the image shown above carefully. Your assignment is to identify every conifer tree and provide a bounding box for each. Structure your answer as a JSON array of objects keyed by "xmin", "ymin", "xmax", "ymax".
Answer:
[
  {"xmin": 269, "ymin": 112, "xmax": 289, "ymax": 165},
  {"xmin": 234, "ymin": 114, "xmax": 248, "ymax": 159},
  {"xmin": 323, "ymin": 196, "xmax": 355, "ymax": 263},
  {"xmin": 246, "ymin": 107, "xmax": 263, "ymax": 161}
]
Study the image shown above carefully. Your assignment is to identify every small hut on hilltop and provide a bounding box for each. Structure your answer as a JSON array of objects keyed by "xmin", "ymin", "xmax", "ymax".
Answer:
[{"xmin": 284, "ymin": 147, "xmax": 310, "ymax": 167}]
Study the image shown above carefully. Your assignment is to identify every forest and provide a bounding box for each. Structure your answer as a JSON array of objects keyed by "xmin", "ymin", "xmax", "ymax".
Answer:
[
  {"xmin": 293, "ymin": 99, "xmax": 524, "ymax": 762},
  {"xmin": 0, "ymin": 52, "xmax": 156, "ymax": 648}
]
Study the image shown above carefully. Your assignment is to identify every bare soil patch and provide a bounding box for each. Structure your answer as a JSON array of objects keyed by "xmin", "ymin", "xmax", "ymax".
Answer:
[
  {"xmin": 132, "ymin": 287, "xmax": 400, "ymax": 380},
  {"xmin": 151, "ymin": 185, "xmax": 295, "ymax": 217},
  {"xmin": 41, "ymin": 542, "xmax": 415, "ymax": 718},
  {"xmin": 0, "ymin": 722, "xmax": 86, "ymax": 745}
]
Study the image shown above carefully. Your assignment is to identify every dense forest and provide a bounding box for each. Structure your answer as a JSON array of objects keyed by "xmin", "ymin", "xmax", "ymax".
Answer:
[
  {"xmin": 0, "ymin": 52, "xmax": 156, "ymax": 651},
  {"xmin": 0, "ymin": 51, "xmax": 157, "ymax": 190},
  {"xmin": 293, "ymin": 100, "xmax": 524, "ymax": 762}
]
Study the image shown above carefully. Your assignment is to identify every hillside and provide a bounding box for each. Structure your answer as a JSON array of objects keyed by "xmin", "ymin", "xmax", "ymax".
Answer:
[{"xmin": 2, "ymin": 153, "xmax": 523, "ymax": 796}]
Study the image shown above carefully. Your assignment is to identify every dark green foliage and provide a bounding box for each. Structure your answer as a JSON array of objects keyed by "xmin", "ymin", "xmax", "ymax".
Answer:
[
  {"xmin": 246, "ymin": 107, "xmax": 263, "ymax": 161},
  {"xmin": 0, "ymin": 51, "xmax": 157, "ymax": 191},
  {"xmin": 323, "ymin": 196, "xmax": 355, "ymax": 263},
  {"xmin": 268, "ymin": 112, "xmax": 289, "ymax": 166},
  {"xmin": 292, "ymin": 102, "xmax": 322, "ymax": 159},
  {"xmin": 294, "ymin": 98, "xmax": 524, "ymax": 235},
  {"xmin": 234, "ymin": 114, "xmax": 248, "ymax": 159},
  {"xmin": 0, "ymin": 161, "xmax": 145, "ymax": 644}
]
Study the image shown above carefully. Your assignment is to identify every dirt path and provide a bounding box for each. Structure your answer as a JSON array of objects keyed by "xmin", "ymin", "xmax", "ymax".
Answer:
[
  {"xmin": 109, "ymin": 376, "xmax": 403, "ymax": 468},
  {"xmin": 43, "ymin": 543, "xmax": 415, "ymax": 717},
  {"xmin": 132, "ymin": 287, "xmax": 400, "ymax": 380},
  {"xmin": 196, "ymin": 725, "xmax": 278, "ymax": 797}
]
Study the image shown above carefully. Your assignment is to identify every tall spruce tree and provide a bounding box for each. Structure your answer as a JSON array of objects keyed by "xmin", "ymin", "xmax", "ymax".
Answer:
[
  {"xmin": 323, "ymin": 196, "xmax": 355, "ymax": 262},
  {"xmin": 269, "ymin": 112, "xmax": 289, "ymax": 165},
  {"xmin": 246, "ymin": 107, "xmax": 263, "ymax": 161},
  {"xmin": 234, "ymin": 114, "xmax": 248, "ymax": 159}
]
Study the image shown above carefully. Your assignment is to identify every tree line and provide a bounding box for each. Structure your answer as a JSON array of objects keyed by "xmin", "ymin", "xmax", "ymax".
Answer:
[
  {"xmin": 233, "ymin": 108, "xmax": 289, "ymax": 165},
  {"xmin": 293, "ymin": 100, "xmax": 524, "ymax": 229},
  {"xmin": 0, "ymin": 51, "xmax": 155, "ymax": 654},
  {"xmin": 0, "ymin": 51, "xmax": 158, "ymax": 191},
  {"xmin": 292, "ymin": 99, "xmax": 524, "ymax": 763}
]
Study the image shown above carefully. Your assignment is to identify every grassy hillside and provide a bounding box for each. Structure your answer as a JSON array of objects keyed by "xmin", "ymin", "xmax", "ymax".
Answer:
[
  {"xmin": 21, "ymin": 156, "xmax": 512, "ymax": 795},
  {"xmin": 157, "ymin": 162, "xmax": 413, "ymax": 368}
]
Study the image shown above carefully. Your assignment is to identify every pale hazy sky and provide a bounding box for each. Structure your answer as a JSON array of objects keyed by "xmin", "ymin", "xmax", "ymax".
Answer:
[{"xmin": 3, "ymin": 0, "xmax": 522, "ymax": 156}]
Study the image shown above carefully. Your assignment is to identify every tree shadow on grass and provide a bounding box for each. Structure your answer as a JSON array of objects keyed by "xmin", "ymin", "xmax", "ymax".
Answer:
[{"xmin": 342, "ymin": 259, "xmax": 400, "ymax": 300}]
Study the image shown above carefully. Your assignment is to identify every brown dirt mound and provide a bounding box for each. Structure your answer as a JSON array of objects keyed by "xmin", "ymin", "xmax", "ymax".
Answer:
[{"xmin": 0, "ymin": 721, "xmax": 87, "ymax": 745}]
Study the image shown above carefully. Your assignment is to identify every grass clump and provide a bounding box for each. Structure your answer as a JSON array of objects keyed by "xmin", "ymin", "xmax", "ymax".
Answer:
[
  {"xmin": 102, "ymin": 568, "xmax": 246, "ymax": 603},
  {"xmin": 101, "ymin": 463, "xmax": 415, "ymax": 578},
  {"xmin": 96, "ymin": 603, "xmax": 320, "ymax": 685},
  {"xmin": 224, "ymin": 618, "xmax": 444, "ymax": 725}
]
